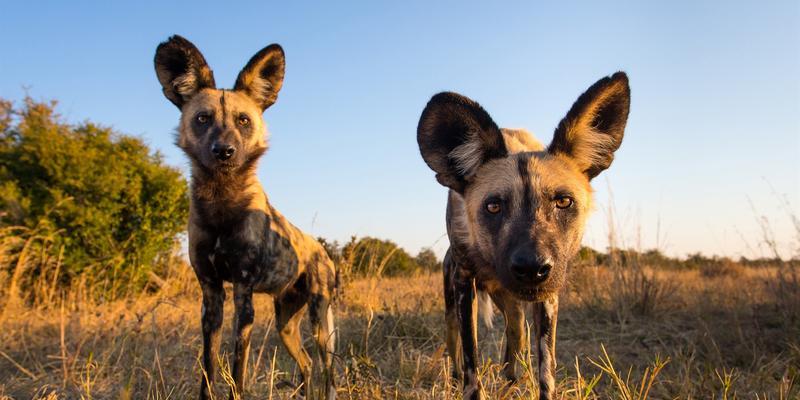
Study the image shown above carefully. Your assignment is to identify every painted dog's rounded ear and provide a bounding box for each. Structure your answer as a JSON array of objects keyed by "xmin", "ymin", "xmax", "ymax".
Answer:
[
  {"xmin": 234, "ymin": 44, "xmax": 285, "ymax": 111},
  {"xmin": 417, "ymin": 92, "xmax": 507, "ymax": 193},
  {"xmin": 548, "ymin": 72, "xmax": 630, "ymax": 180},
  {"xmin": 154, "ymin": 35, "xmax": 216, "ymax": 109}
]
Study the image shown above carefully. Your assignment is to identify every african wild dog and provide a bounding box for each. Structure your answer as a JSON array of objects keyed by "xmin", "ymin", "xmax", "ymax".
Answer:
[
  {"xmin": 417, "ymin": 73, "xmax": 630, "ymax": 399},
  {"xmin": 154, "ymin": 35, "xmax": 337, "ymax": 400}
]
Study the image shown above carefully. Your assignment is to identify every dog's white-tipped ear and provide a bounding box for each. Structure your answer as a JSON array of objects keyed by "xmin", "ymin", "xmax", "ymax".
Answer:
[
  {"xmin": 417, "ymin": 92, "xmax": 507, "ymax": 193},
  {"xmin": 548, "ymin": 72, "xmax": 630, "ymax": 179},
  {"xmin": 234, "ymin": 44, "xmax": 285, "ymax": 111},
  {"xmin": 154, "ymin": 35, "xmax": 216, "ymax": 109}
]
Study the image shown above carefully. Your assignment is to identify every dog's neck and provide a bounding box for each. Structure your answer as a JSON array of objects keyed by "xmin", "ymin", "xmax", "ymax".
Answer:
[
  {"xmin": 188, "ymin": 161, "xmax": 274, "ymax": 229},
  {"xmin": 187, "ymin": 144, "xmax": 268, "ymax": 203},
  {"xmin": 189, "ymin": 161, "xmax": 263, "ymax": 205}
]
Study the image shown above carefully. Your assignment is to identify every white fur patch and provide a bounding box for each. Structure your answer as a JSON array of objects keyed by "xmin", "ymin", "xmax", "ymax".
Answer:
[
  {"xmin": 477, "ymin": 290, "xmax": 494, "ymax": 329},
  {"xmin": 574, "ymin": 126, "xmax": 616, "ymax": 168},
  {"xmin": 173, "ymin": 73, "xmax": 197, "ymax": 99},
  {"xmin": 449, "ymin": 130, "xmax": 484, "ymax": 178},
  {"xmin": 250, "ymin": 77, "xmax": 274, "ymax": 104},
  {"xmin": 326, "ymin": 307, "xmax": 336, "ymax": 351}
]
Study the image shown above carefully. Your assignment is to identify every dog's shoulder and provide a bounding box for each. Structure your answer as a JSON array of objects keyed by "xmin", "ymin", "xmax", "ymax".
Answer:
[
  {"xmin": 501, "ymin": 128, "xmax": 544, "ymax": 153},
  {"xmin": 264, "ymin": 201, "xmax": 330, "ymax": 264}
]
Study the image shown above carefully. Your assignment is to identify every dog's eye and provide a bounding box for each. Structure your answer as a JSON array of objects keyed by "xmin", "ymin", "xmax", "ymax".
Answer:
[
  {"xmin": 238, "ymin": 115, "xmax": 250, "ymax": 127},
  {"xmin": 555, "ymin": 196, "xmax": 574, "ymax": 209},
  {"xmin": 486, "ymin": 202, "xmax": 501, "ymax": 214},
  {"xmin": 196, "ymin": 114, "xmax": 210, "ymax": 125}
]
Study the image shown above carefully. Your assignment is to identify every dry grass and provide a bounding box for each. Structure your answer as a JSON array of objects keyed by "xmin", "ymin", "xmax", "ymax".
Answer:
[{"xmin": 0, "ymin": 260, "xmax": 798, "ymax": 400}]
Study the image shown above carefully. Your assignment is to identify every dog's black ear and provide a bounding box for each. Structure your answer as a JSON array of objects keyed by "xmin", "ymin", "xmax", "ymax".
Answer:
[
  {"xmin": 548, "ymin": 72, "xmax": 630, "ymax": 180},
  {"xmin": 154, "ymin": 35, "xmax": 216, "ymax": 109},
  {"xmin": 417, "ymin": 92, "xmax": 507, "ymax": 193},
  {"xmin": 234, "ymin": 44, "xmax": 285, "ymax": 111}
]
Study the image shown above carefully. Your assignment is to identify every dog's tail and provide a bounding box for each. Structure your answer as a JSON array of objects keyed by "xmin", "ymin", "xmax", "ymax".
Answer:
[
  {"xmin": 477, "ymin": 289, "xmax": 494, "ymax": 329},
  {"xmin": 333, "ymin": 264, "xmax": 342, "ymax": 304}
]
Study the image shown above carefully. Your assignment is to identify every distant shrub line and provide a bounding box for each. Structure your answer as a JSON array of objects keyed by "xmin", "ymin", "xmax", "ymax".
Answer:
[
  {"xmin": 318, "ymin": 236, "xmax": 441, "ymax": 279},
  {"xmin": 574, "ymin": 246, "xmax": 790, "ymax": 271}
]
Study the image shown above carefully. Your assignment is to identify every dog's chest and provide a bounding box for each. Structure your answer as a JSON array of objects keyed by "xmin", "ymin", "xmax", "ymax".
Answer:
[{"xmin": 208, "ymin": 212, "xmax": 300, "ymax": 293}]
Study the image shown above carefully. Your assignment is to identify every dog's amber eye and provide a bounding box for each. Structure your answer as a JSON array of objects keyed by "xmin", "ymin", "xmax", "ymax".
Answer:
[
  {"xmin": 555, "ymin": 196, "xmax": 574, "ymax": 209},
  {"xmin": 238, "ymin": 115, "xmax": 250, "ymax": 127},
  {"xmin": 196, "ymin": 114, "xmax": 210, "ymax": 124},
  {"xmin": 486, "ymin": 202, "xmax": 501, "ymax": 214}
]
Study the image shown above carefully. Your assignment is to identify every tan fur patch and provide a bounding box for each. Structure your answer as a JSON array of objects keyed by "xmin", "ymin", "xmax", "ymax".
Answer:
[{"xmin": 501, "ymin": 128, "xmax": 544, "ymax": 152}]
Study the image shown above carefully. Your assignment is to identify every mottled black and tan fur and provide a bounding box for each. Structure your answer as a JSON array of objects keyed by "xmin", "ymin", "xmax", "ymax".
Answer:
[
  {"xmin": 154, "ymin": 35, "xmax": 337, "ymax": 400},
  {"xmin": 417, "ymin": 73, "xmax": 630, "ymax": 400}
]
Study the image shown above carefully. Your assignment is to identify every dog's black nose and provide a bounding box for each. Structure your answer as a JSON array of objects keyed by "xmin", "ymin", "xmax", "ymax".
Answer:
[
  {"xmin": 510, "ymin": 250, "xmax": 552, "ymax": 282},
  {"xmin": 212, "ymin": 143, "xmax": 235, "ymax": 160}
]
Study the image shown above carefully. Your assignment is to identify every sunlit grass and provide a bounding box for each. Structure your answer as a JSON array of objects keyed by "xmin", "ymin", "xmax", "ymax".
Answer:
[{"xmin": 0, "ymin": 262, "xmax": 797, "ymax": 399}]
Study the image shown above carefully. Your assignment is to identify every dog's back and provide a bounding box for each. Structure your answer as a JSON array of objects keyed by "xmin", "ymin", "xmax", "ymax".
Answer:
[{"xmin": 500, "ymin": 128, "xmax": 544, "ymax": 153}]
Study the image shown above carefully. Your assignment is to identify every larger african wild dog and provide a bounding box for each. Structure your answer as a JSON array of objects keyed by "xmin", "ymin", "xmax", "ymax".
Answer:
[
  {"xmin": 417, "ymin": 73, "xmax": 630, "ymax": 399},
  {"xmin": 154, "ymin": 35, "xmax": 337, "ymax": 400}
]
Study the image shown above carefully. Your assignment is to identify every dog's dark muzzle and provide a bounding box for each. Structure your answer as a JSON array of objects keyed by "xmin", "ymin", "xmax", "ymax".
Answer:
[
  {"xmin": 509, "ymin": 248, "xmax": 552, "ymax": 284},
  {"xmin": 211, "ymin": 143, "xmax": 236, "ymax": 161}
]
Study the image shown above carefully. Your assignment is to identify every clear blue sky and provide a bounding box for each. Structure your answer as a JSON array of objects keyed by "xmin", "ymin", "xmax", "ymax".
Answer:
[{"xmin": 2, "ymin": 1, "xmax": 798, "ymax": 259}]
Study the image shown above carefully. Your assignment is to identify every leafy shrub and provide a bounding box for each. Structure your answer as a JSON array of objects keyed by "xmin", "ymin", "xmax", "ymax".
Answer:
[
  {"xmin": 344, "ymin": 237, "xmax": 420, "ymax": 277},
  {"xmin": 414, "ymin": 247, "xmax": 442, "ymax": 272},
  {"xmin": 0, "ymin": 97, "xmax": 188, "ymax": 302}
]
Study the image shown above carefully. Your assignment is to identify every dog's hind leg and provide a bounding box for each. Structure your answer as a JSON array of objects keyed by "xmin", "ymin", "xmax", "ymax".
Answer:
[
  {"xmin": 307, "ymin": 259, "xmax": 337, "ymax": 399},
  {"xmin": 275, "ymin": 287, "xmax": 312, "ymax": 395},
  {"xmin": 309, "ymin": 291, "xmax": 336, "ymax": 400},
  {"xmin": 199, "ymin": 280, "xmax": 225, "ymax": 400},
  {"xmin": 231, "ymin": 283, "xmax": 254, "ymax": 399},
  {"xmin": 533, "ymin": 296, "xmax": 559, "ymax": 400}
]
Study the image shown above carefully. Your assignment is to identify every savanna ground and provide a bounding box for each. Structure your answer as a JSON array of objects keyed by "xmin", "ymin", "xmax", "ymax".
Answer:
[{"xmin": 1, "ymin": 260, "xmax": 798, "ymax": 400}]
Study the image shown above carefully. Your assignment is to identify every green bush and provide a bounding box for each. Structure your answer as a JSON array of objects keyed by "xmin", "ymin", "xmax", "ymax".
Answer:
[
  {"xmin": 344, "ymin": 237, "xmax": 419, "ymax": 277},
  {"xmin": 414, "ymin": 247, "xmax": 442, "ymax": 272},
  {"xmin": 320, "ymin": 236, "xmax": 440, "ymax": 278},
  {"xmin": 0, "ymin": 97, "xmax": 188, "ymax": 301}
]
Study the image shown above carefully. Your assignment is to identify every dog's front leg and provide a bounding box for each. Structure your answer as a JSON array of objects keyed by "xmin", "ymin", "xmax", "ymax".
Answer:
[
  {"xmin": 199, "ymin": 280, "xmax": 224, "ymax": 400},
  {"xmin": 231, "ymin": 283, "xmax": 254, "ymax": 399},
  {"xmin": 489, "ymin": 291, "xmax": 526, "ymax": 382},
  {"xmin": 454, "ymin": 274, "xmax": 481, "ymax": 400},
  {"xmin": 443, "ymin": 250, "xmax": 463, "ymax": 381},
  {"xmin": 533, "ymin": 295, "xmax": 559, "ymax": 400}
]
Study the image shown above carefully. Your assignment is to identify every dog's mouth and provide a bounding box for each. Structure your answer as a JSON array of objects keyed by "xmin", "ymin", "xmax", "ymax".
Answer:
[
  {"xmin": 205, "ymin": 157, "xmax": 240, "ymax": 171},
  {"xmin": 497, "ymin": 266, "xmax": 562, "ymax": 302},
  {"xmin": 215, "ymin": 159, "xmax": 237, "ymax": 168},
  {"xmin": 508, "ymin": 285, "xmax": 552, "ymax": 302}
]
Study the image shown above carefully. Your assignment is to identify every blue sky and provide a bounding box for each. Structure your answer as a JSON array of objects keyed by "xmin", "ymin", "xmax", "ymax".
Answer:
[{"xmin": 2, "ymin": 1, "xmax": 798, "ymax": 259}]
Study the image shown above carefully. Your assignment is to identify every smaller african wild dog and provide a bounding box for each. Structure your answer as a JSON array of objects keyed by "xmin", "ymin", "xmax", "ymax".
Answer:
[
  {"xmin": 417, "ymin": 73, "xmax": 630, "ymax": 399},
  {"xmin": 154, "ymin": 36, "xmax": 337, "ymax": 400}
]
